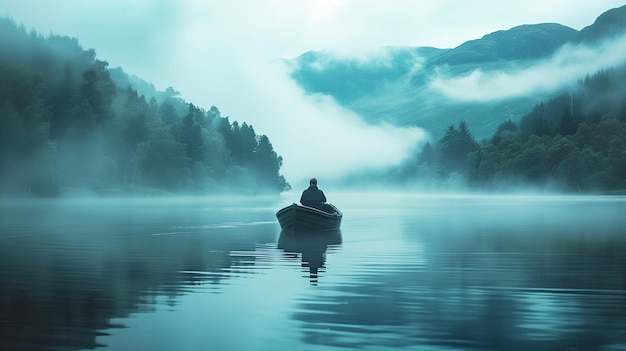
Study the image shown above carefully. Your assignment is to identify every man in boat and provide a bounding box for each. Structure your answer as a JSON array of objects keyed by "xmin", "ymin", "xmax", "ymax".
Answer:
[{"xmin": 300, "ymin": 178, "xmax": 334, "ymax": 213}]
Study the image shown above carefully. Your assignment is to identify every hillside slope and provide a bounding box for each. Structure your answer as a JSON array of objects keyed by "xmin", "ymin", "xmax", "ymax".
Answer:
[{"xmin": 289, "ymin": 5, "xmax": 626, "ymax": 140}]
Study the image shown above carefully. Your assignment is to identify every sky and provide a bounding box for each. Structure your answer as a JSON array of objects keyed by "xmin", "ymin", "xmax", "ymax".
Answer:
[{"xmin": 3, "ymin": 0, "xmax": 625, "ymax": 186}]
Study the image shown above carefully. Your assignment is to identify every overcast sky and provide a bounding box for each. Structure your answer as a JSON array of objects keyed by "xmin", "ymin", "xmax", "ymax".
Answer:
[{"xmin": 3, "ymin": 1, "xmax": 625, "ymax": 185}]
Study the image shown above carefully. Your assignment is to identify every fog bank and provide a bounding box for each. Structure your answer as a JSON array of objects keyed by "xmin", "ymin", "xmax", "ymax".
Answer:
[
  {"xmin": 198, "ymin": 57, "xmax": 428, "ymax": 184},
  {"xmin": 429, "ymin": 33, "xmax": 626, "ymax": 102}
]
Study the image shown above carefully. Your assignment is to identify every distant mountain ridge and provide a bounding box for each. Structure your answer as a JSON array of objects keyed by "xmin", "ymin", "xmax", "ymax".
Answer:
[
  {"xmin": 576, "ymin": 4, "xmax": 626, "ymax": 43},
  {"xmin": 426, "ymin": 23, "xmax": 577, "ymax": 67},
  {"xmin": 289, "ymin": 5, "xmax": 626, "ymax": 139}
]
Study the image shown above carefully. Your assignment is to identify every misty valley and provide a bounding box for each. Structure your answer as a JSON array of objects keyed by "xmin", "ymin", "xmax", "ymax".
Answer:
[
  {"xmin": 2, "ymin": 3, "xmax": 626, "ymax": 351},
  {"xmin": 1, "ymin": 194, "xmax": 626, "ymax": 350},
  {"xmin": 2, "ymin": 6, "xmax": 626, "ymax": 197}
]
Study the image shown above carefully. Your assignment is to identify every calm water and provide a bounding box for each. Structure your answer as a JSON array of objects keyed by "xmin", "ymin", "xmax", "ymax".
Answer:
[{"xmin": 1, "ymin": 193, "xmax": 626, "ymax": 351}]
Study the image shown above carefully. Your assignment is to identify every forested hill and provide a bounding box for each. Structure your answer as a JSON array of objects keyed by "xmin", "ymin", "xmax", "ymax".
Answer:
[
  {"xmin": 395, "ymin": 62, "xmax": 626, "ymax": 193},
  {"xmin": 0, "ymin": 18, "xmax": 290, "ymax": 197}
]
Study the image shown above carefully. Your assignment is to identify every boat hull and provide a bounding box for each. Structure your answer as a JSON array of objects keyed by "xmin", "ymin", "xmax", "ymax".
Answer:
[{"xmin": 276, "ymin": 203, "xmax": 342, "ymax": 232}]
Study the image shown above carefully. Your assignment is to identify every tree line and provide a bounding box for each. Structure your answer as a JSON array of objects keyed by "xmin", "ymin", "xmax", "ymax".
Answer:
[
  {"xmin": 399, "ymin": 63, "xmax": 626, "ymax": 192},
  {"xmin": 0, "ymin": 18, "xmax": 290, "ymax": 196}
]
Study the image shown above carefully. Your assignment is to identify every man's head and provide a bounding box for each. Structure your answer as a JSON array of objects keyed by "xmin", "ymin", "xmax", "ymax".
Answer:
[{"xmin": 309, "ymin": 178, "xmax": 317, "ymax": 186}]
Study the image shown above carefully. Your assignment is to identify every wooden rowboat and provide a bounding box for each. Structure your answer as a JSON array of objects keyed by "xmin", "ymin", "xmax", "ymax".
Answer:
[{"xmin": 275, "ymin": 203, "xmax": 342, "ymax": 232}]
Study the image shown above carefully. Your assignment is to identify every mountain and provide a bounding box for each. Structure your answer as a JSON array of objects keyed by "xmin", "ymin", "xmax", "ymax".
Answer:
[
  {"xmin": 289, "ymin": 5, "xmax": 626, "ymax": 140},
  {"xmin": 290, "ymin": 46, "xmax": 444, "ymax": 106},
  {"xmin": 576, "ymin": 4, "xmax": 626, "ymax": 43},
  {"xmin": 425, "ymin": 23, "xmax": 577, "ymax": 68}
]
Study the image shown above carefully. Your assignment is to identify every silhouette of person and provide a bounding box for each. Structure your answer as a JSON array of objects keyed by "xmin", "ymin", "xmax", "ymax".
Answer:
[{"xmin": 300, "ymin": 178, "xmax": 333, "ymax": 212}]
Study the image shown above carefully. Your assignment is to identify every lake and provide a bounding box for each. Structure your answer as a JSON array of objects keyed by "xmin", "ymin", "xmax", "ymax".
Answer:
[{"xmin": 1, "ymin": 193, "xmax": 626, "ymax": 351}]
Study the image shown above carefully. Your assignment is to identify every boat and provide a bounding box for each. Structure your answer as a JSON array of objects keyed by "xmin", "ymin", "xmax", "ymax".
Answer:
[{"xmin": 275, "ymin": 203, "xmax": 343, "ymax": 232}]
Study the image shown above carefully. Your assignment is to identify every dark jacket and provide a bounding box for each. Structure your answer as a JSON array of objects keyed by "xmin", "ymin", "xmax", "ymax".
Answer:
[{"xmin": 300, "ymin": 185, "xmax": 327, "ymax": 209}]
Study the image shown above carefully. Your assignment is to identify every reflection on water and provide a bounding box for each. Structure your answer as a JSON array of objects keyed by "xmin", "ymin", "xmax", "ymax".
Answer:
[
  {"xmin": 0, "ymin": 197, "xmax": 280, "ymax": 351},
  {"xmin": 278, "ymin": 229, "xmax": 342, "ymax": 284},
  {"xmin": 0, "ymin": 195, "xmax": 625, "ymax": 351}
]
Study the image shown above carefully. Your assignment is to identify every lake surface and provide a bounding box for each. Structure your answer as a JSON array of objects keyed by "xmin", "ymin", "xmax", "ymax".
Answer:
[{"xmin": 1, "ymin": 193, "xmax": 626, "ymax": 351}]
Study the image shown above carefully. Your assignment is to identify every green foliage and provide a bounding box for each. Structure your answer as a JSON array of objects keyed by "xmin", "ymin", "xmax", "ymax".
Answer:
[
  {"xmin": 0, "ymin": 18, "xmax": 289, "ymax": 196},
  {"xmin": 438, "ymin": 121, "xmax": 479, "ymax": 178},
  {"xmin": 463, "ymin": 115, "xmax": 626, "ymax": 192},
  {"xmin": 404, "ymin": 63, "xmax": 626, "ymax": 192},
  {"xmin": 0, "ymin": 63, "xmax": 55, "ymax": 195}
]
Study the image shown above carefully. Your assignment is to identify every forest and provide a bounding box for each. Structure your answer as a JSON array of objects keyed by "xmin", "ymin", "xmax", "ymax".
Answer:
[
  {"xmin": 3, "ymin": 16, "xmax": 626, "ymax": 196},
  {"xmin": 0, "ymin": 18, "xmax": 290, "ymax": 197},
  {"xmin": 401, "ymin": 63, "xmax": 626, "ymax": 192}
]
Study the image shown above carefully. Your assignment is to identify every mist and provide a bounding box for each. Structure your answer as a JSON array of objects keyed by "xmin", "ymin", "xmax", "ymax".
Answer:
[
  {"xmin": 164, "ymin": 30, "xmax": 428, "ymax": 185},
  {"xmin": 228, "ymin": 60, "xmax": 426, "ymax": 185},
  {"xmin": 3, "ymin": 1, "xmax": 626, "ymax": 193},
  {"xmin": 428, "ymin": 33, "xmax": 626, "ymax": 102},
  {"xmin": 3, "ymin": 3, "xmax": 626, "ymax": 350}
]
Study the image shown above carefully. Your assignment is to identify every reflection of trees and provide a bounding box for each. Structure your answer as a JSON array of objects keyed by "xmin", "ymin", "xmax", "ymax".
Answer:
[
  {"xmin": 0, "ymin": 202, "xmax": 278, "ymax": 351},
  {"xmin": 290, "ymin": 223, "xmax": 626, "ymax": 350},
  {"xmin": 277, "ymin": 230, "xmax": 342, "ymax": 284}
]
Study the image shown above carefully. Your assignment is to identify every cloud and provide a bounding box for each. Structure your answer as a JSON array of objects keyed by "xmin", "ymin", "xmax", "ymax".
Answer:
[
  {"xmin": 198, "ymin": 58, "xmax": 427, "ymax": 185},
  {"xmin": 150, "ymin": 2, "xmax": 429, "ymax": 186},
  {"xmin": 428, "ymin": 33, "xmax": 626, "ymax": 102}
]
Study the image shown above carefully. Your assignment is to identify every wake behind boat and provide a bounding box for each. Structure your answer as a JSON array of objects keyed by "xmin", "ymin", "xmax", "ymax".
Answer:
[{"xmin": 276, "ymin": 203, "xmax": 343, "ymax": 232}]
